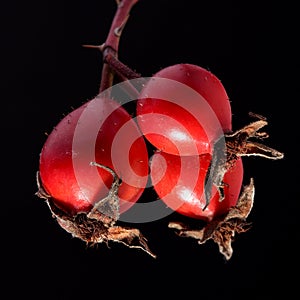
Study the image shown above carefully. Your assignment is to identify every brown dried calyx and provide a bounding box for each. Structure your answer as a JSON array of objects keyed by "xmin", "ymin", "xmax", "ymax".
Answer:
[
  {"xmin": 225, "ymin": 112, "xmax": 284, "ymax": 165},
  {"xmin": 169, "ymin": 114, "xmax": 284, "ymax": 260},
  {"xmin": 36, "ymin": 168, "xmax": 156, "ymax": 259},
  {"xmin": 205, "ymin": 113, "xmax": 284, "ymax": 207},
  {"xmin": 169, "ymin": 179, "xmax": 254, "ymax": 261}
]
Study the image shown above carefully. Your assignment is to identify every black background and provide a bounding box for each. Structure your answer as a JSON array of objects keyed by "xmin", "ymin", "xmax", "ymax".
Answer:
[{"xmin": 2, "ymin": 0, "xmax": 298, "ymax": 298}]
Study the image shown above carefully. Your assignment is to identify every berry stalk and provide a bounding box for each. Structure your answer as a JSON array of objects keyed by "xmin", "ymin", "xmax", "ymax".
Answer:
[{"xmin": 89, "ymin": 0, "xmax": 139, "ymax": 93}]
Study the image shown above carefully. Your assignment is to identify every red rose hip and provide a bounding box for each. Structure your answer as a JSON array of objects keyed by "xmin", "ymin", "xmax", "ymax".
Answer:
[
  {"xmin": 150, "ymin": 151, "xmax": 243, "ymax": 222},
  {"xmin": 39, "ymin": 97, "xmax": 149, "ymax": 217},
  {"xmin": 136, "ymin": 64, "xmax": 232, "ymax": 156}
]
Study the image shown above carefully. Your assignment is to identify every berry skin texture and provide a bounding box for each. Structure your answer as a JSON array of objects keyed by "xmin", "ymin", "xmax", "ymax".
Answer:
[
  {"xmin": 150, "ymin": 151, "xmax": 243, "ymax": 222},
  {"xmin": 136, "ymin": 63, "xmax": 232, "ymax": 156},
  {"xmin": 39, "ymin": 97, "xmax": 149, "ymax": 217}
]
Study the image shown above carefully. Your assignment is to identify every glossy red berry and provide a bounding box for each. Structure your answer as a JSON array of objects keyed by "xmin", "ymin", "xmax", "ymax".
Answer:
[
  {"xmin": 150, "ymin": 151, "xmax": 243, "ymax": 222},
  {"xmin": 39, "ymin": 97, "xmax": 149, "ymax": 216},
  {"xmin": 136, "ymin": 64, "xmax": 232, "ymax": 156}
]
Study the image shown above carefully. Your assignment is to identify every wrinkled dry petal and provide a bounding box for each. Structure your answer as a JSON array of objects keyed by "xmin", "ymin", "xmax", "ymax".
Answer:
[
  {"xmin": 36, "ymin": 172, "xmax": 156, "ymax": 258},
  {"xmin": 107, "ymin": 226, "xmax": 156, "ymax": 258},
  {"xmin": 47, "ymin": 199, "xmax": 156, "ymax": 258},
  {"xmin": 168, "ymin": 179, "xmax": 255, "ymax": 260},
  {"xmin": 225, "ymin": 178, "xmax": 255, "ymax": 221}
]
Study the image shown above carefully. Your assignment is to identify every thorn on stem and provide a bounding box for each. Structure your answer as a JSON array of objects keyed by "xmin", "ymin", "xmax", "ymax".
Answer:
[
  {"xmin": 82, "ymin": 44, "xmax": 105, "ymax": 52},
  {"xmin": 114, "ymin": 15, "xmax": 130, "ymax": 37},
  {"xmin": 116, "ymin": 0, "xmax": 123, "ymax": 8}
]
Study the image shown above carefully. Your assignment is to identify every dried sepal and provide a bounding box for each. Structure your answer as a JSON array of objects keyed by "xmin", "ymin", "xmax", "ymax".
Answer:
[
  {"xmin": 88, "ymin": 162, "xmax": 121, "ymax": 221},
  {"xmin": 168, "ymin": 178, "xmax": 255, "ymax": 260},
  {"xmin": 35, "ymin": 171, "xmax": 156, "ymax": 258},
  {"xmin": 204, "ymin": 114, "xmax": 284, "ymax": 208},
  {"xmin": 52, "ymin": 203, "xmax": 156, "ymax": 258},
  {"xmin": 225, "ymin": 115, "xmax": 284, "ymax": 167}
]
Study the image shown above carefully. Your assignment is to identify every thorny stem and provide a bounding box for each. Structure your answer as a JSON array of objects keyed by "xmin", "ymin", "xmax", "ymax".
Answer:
[{"xmin": 97, "ymin": 0, "xmax": 139, "ymax": 93}]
